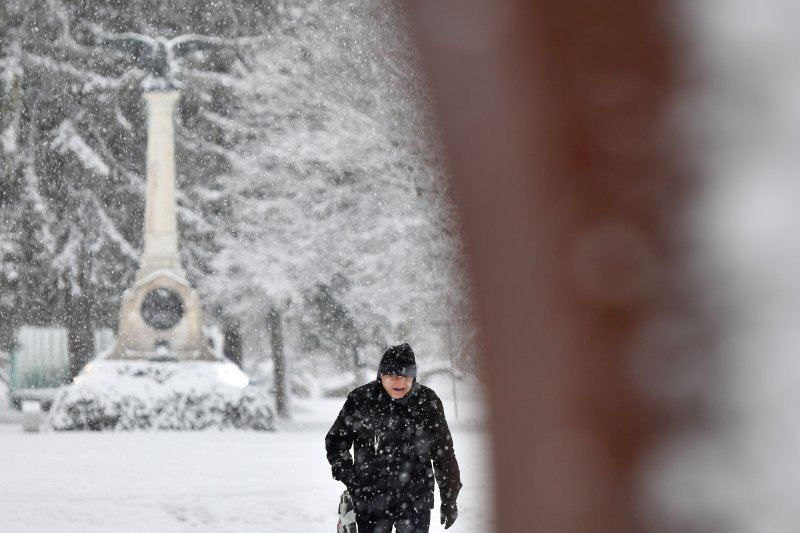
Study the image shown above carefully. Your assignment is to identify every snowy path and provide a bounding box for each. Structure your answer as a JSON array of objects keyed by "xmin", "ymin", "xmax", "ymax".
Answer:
[{"xmin": 0, "ymin": 399, "xmax": 492, "ymax": 532}]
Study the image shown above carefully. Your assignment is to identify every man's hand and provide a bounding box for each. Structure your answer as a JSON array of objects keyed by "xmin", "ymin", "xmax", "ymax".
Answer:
[{"xmin": 440, "ymin": 501, "xmax": 458, "ymax": 529}]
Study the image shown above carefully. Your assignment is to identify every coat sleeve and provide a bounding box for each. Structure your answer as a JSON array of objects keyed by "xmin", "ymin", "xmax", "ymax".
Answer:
[
  {"xmin": 325, "ymin": 393, "xmax": 357, "ymax": 487},
  {"xmin": 430, "ymin": 394, "xmax": 462, "ymax": 505}
]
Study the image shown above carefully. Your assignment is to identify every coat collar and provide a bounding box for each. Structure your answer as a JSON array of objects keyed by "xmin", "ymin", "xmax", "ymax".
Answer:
[{"xmin": 375, "ymin": 379, "xmax": 418, "ymax": 407}]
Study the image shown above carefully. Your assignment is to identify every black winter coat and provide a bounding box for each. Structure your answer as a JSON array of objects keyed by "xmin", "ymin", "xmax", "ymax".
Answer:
[{"xmin": 325, "ymin": 380, "xmax": 461, "ymax": 518}]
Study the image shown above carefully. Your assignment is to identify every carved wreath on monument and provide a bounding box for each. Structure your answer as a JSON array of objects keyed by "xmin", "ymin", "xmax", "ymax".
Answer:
[{"xmin": 140, "ymin": 287, "xmax": 185, "ymax": 330}]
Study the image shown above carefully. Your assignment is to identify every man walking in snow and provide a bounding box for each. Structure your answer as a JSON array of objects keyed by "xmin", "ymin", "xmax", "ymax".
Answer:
[{"xmin": 326, "ymin": 343, "xmax": 461, "ymax": 532}]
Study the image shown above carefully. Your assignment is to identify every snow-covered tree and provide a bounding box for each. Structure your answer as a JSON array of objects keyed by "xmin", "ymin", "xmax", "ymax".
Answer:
[{"xmin": 198, "ymin": 1, "xmax": 469, "ymax": 404}]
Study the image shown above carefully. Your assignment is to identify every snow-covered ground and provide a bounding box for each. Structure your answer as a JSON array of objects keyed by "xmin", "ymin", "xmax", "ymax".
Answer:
[{"xmin": 0, "ymin": 395, "xmax": 491, "ymax": 533}]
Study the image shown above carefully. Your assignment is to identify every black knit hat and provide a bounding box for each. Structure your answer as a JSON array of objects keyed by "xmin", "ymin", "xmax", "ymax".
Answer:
[{"xmin": 378, "ymin": 343, "xmax": 417, "ymax": 378}]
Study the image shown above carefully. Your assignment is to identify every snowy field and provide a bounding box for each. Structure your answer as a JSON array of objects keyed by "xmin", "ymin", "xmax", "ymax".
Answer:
[{"xmin": 0, "ymin": 396, "xmax": 491, "ymax": 533}]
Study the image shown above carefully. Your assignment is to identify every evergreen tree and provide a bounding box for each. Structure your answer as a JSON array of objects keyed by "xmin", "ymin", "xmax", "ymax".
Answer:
[{"xmin": 201, "ymin": 0, "xmax": 469, "ymax": 391}]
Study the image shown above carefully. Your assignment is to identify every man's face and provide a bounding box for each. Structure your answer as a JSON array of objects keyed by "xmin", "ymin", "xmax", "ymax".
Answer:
[{"xmin": 380, "ymin": 374, "xmax": 413, "ymax": 399}]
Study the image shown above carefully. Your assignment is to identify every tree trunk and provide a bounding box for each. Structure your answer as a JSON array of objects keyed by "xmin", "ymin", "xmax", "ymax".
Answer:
[
  {"xmin": 223, "ymin": 321, "xmax": 242, "ymax": 367},
  {"xmin": 65, "ymin": 284, "xmax": 94, "ymax": 381},
  {"xmin": 351, "ymin": 345, "xmax": 362, "ymax": 384},
  {"xmin": 267, "ymin": 307, "xmax": 288, "ymax": 418},
  {"xmin": 65, "ymin": 244, "xmax": 95, "ymax": 381}
]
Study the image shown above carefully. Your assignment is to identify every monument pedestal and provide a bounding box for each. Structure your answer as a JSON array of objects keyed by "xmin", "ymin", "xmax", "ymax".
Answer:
[{"xmin": 109, "ymin": 271, "xmax": 215, "ymax": 361}]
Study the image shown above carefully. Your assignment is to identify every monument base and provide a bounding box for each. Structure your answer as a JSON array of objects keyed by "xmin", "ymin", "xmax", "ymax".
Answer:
[
  {"xmin": 48, "ymin": 359, "xmax": 274, "ymax": 431},
  {"xmin": 109, "ymin": 269, "xmax": 216, "ymax": 362}
]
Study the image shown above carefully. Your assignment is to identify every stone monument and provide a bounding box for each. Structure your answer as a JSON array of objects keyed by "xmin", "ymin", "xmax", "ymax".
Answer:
[
  {"xmin": 47, "ymin": 91, "xmax": 274, "ymax": 432},
  {"xmin": 109, "ymin": 91, "xmax": 215, "ymax": 362}
]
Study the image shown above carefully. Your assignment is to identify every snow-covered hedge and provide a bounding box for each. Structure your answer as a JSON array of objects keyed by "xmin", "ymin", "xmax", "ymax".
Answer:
[{"xmin": 48, "ymin": 360, "xmax": 274, "ymax": 431}]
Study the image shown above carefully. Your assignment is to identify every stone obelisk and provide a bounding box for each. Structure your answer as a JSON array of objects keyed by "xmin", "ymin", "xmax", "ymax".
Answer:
[
  {"xmin": 138, "ymin": 91, "xmax": 184, "ymax": 280},
  {"xmin": 109, "ymin": 91, "xmax": 215, "ymax": 362}
]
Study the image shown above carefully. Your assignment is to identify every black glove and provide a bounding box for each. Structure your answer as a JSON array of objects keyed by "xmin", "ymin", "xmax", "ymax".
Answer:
[{"xmin": 440, "ymin": 501, "xmax": 458, "ymax": 529}]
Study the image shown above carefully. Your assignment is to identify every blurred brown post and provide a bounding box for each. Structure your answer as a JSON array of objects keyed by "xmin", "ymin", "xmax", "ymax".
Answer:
[{"xmin": 406, "ymin": 1, "xmax": 686, "ymax": 531}]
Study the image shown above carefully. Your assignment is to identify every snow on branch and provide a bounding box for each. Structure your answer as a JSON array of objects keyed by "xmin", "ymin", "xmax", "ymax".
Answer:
[
  {"xmin": 90, "ymin": 196, "xmax": 140, "ymax": 261},
  {"xmin": 22, "ymin": 52, "xmax": 123, "ymax": 92},
  {"xmin": 45, "ymin": 0, "xmax": 90, "ymax": 54},
  {"xmin": 176, "ymin": 204, "xmax": 214, "ymax": 234},
  {"xmin": 199, "ymin": 109, "xmax": 258, "ymax": 137},
  {"xmin": 0, "ymin": 46, "xmax": 23, "ymax": 87},
  {"xmin": 114, "ymin": 107, "xmax": 133, "ymax": 131},
  {"xmin": 0, "ymin": 350, "xmax": 9, "ymax": 386},
  {"xmin": 52, "ymin": 224, "xmax": 81, "ymax": 285},
  {"xmin": 1, "ymin": 126, "xmax": 17, "ymax": 155},
  {"xmin": 52, "ymin": 120, "xmax": 110, "ymax": 177},
  {"xmin": 23, "ymin": 160, "xmax": 56, "ymax": 254},
  {"xmin": 184, "ymin": 68, "xmax": 249, "ymax": 89},
  {"xmin": 86, "ymin": 24, "xmax": 270, "ymax": 49},
  {"xmin": 83, "ymin": 115, "xmax": 144, "ymax": 191},
  {"xmin": 176, "ymin": 123, "xmax": 234, "ymax": 157}
]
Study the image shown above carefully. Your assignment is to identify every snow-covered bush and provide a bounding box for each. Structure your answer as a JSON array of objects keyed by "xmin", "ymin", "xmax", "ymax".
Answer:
[{"xmin": 48, "ymin": 360, "xmax": 274, "ymax": 431}]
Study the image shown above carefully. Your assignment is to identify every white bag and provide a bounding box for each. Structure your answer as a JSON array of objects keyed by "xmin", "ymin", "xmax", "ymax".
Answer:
[{"xmin": 337, "ymin": 490, "xmax": 357, "ymax": 533}]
